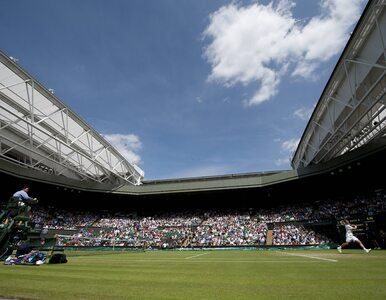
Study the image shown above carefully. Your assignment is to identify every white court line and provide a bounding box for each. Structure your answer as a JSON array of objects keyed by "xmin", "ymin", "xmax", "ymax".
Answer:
[
  {"xmin": 70, "ymin": 258, "xmax": 333, "ymax": 263},
  {"xmin": 185, "ymin": 252, "xmax": 210, "ymax": 259},
  {"xmin": 280, "ymin": 251, "xmax": 338, "ymax": 262}
]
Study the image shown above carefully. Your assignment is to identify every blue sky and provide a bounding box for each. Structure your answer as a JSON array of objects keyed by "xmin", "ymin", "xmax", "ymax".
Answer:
[{"xmin": 0, "ymin": 0, "xmax": 367, "ymax": 180}]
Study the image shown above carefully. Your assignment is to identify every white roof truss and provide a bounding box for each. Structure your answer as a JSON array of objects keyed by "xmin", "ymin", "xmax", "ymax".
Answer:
[
  {"xmin": 0, "ymin": 52, "xmax": 144, "ymax": 185},
  {"xmin": 292, "ymin": 0, "xmax": 386, "ymax": 169}
]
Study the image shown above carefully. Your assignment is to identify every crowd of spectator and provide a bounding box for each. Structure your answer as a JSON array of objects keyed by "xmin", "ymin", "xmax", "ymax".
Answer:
[
  {"xmin": 272, "ymin": 224, "xmax": 330, "ymax": 245},
  {"xmin": 191, "ymin": 212, "xmax": 267, "ymax": 247},
  {"xmin": 29, "ymin": 192, "xmax": 386, "ymax": 249},
  {"xmin": 256, "ymin": 193, "xmax": 386, "ymax": 223}
]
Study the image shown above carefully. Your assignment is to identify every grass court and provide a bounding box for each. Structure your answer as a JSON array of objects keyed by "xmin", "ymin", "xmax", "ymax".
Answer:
[{"xmin": 0, "ymin": 249, "xmax": 385, "ymax": 299}]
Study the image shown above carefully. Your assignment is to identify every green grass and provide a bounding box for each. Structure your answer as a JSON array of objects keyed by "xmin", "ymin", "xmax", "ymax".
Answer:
[{"xmin": 0, "ymin": 249, "xmax": 385, "ymax": 299}]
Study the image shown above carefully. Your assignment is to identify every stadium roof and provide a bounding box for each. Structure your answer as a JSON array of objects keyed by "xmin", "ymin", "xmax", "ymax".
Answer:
[
  {"xmin": 292, "ymin": 0, "xmax": 386, "ymax": 169},
  {"xmin": 0, "ymin": 52, "xmax": 144, "ymax": 186}
]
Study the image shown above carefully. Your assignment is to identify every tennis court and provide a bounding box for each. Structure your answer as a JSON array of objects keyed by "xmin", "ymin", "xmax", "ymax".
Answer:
[{"xmin": 0, "ymin": 249, "xmax": 385, "ymax": 299}]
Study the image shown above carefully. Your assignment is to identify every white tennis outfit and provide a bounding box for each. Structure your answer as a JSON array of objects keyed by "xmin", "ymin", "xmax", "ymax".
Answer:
[{"xmin": 345, "ymin": 224, "xmax": 359, "ymax": 243}]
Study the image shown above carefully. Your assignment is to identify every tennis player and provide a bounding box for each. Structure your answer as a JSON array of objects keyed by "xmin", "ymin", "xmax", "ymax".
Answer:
[{"xmin": 337, "ymin": 219, "xmax": 371, "ymax": 253}]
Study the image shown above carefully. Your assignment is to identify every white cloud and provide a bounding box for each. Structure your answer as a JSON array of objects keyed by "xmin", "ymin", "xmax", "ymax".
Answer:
[
  {"xmin": 293, "ymin": 106, "xmax": 314, "ymax": 120},
  {"xmin": 203, "ymin": 0, "xmax": 365, "ymax": 105},
  {"xmin": 196, "ymin": 96, "xmax": 203, "ymax": 103},
  {"xmin": 281, "ymin": 138, "xmax": 300, "ymax": 153},
  {"xmin": 103, "ymin": 133, "xmax": 142, "ymax": 164},
  {"xmin": 274, "ymin": 137, "xmax": 300, "ymax": 166},
  {"xmin": 275, "ymin": 157, "xmax": 290, "ymax": 167}
]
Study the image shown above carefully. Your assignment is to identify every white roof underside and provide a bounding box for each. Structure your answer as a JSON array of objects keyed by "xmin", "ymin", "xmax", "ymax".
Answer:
[
  {"xmin": 292, "ymin": 0, "xmax": 386, "ymax": 169},
  {"xmin": 0, "ymin": 52, "xmax": 144, "ymax": 185}
]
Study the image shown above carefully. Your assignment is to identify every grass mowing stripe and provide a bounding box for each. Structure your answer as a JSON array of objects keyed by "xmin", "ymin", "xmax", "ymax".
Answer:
[
  {"xmin": 0, "ymin": 250, "xmax": 384, "ymax": 300},
  {"xmin": 280, "ymin": 251, "xmax": 338, "ymax": 262},
  {"xmin": 185, "ymin": 252, "xmax": 210, "ymax": 259},
  {"xmin": 67, "ymin": 258, "xmax": 333, "ymax": 263}
]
